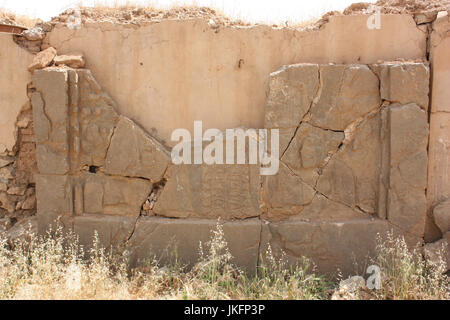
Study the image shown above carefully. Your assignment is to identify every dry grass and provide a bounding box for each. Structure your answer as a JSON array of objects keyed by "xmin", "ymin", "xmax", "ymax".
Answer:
[{"xmin": 0, "ymin": 222, "xmax": 448, "ymax": 300}]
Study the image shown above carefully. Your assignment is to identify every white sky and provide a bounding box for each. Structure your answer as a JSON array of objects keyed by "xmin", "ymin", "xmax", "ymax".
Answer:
[{"xmin": 0, "ymin": 0, "xmax": 376, "ymax": 24}]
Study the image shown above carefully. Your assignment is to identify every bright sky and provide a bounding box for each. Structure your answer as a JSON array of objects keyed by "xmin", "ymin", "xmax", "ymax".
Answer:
[{"xmin": 0, "ymin": 0, "xmax": 377, "ymax": 24}]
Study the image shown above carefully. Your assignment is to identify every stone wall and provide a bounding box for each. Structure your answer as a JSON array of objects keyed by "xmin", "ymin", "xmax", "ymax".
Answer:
[
  {"xmin": 30, "ymin": 61, "xmax": 430, "ymax": 275},
  {"xmin": 1, "ymin": 11, "xmax": 449, "ymax": 275}
]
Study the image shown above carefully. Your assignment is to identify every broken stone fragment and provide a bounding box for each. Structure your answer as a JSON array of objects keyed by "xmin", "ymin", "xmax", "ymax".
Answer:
[
  {"xmin": 414, "ymin": 11, "xmax": 438, "ymax": 25},
  {"xmin": 0, "ymin": 192, "xmax": 15, "ymax": 213},
  {"xmin": 433, "ymin": 200, "xmax": 450, "ymax": 234},
  {"xmin": 28, "ymin": 47, "xmax": 57, "ymax": 73},
  {"xmin": 372, "ymin": 63, "xmax": 430, "ymax": 110},
  {"xmin": 105, "ymin": 116, "xmax": 170, "ymax": 182},
  {"xmin": 0, "ymin": 157, "xmax": 14, "ymax": 168},
  {"xmin": 6, "ymin": 185, "xmax": 26, "ymax": 196},
  {"xmin": 154, "ymin": 163, "xmax": 260, "ymax": 219},
  {"xmin": 21, "ymin": 193, "xmax": 36, "ymax": 210},
  {"xmin": 54, "ymin": 54, "xmax": 85, "ymax": 68},
  {"xmin": 309, "ymin": 64, "xmax": 380, "ymax": 131},
  {"xmin": 22, "ymin": 27, "xmax": 45, "ymax": 41}
]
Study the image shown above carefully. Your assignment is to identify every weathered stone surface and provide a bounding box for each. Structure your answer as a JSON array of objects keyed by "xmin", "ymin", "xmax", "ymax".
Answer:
[
  {"xmin": 74, "ymin": 70, "xmax": 120, "ymax": 169},
  {"xmin": 0, "ymin": 158, "xmax": 14, "ymax": 168},
  {"xmin": 309, "ymin": 65, "xmax": 380, "ymax": 131},
  {"xmin": 32, "ymin": 69, "xmax": 69, "ymax": 175},
  {"xmin": 414, "ymin": 11, "xmax": 438, "ymax": 24},
  {"xmin": 105, "ymin": 116, "xmax": 170, "ymax": 182},
  {"xmin": 281, "ymin": 123, "xmax": 344, "ymax": 187},
  {"xmin": 73, "ymin": 214, "xmax": 136, "ymax": 249},
  {"xmin": 264, "ymin": 64, "xmax": 319, "ymax": 154},
  {"xmin": 316, "ymin": 114, "xmax": 382, "ymax": 214},
  {"xmin": 0, "ymin": 192, "xmax": 15, "ymax": 213},
  {"xmin": 374, "ymin": 63, "xmax": 430, "ymax": 110},
  {"xmin": 331, "ymin": 275, "xmax": 367, "ymax": 300},
  {"xmin": 129, "ymin": 217, "xmax": 261, "ymax": 272},
  {"xmin": 265, "ymin": 64, "xmax": 319, "ymax": 129},
  {"xmin": 433, "ymin": 200, "xmax": 450, "ymax": 234},
  {"xmin": 261, "ymin": 163, "xmax": 316, "ymax": 219},
  {"xmin": 54, "ymin": 54, "xmax": 85, "ymax": 68},
  {"xmin": 35, "ymin": 174, "xmax": 72, "ymax": 233},
  {"xmin": 28, "ymin": 47, "xmax": 57, "ymax": 72},
  {"xmin": 260, "ymin": 219, "xmax": 417, "ymax": 276},
  {"xmin": 83, "ymin": 174, "xmax": 152, "ymax": 217},
  {"xmin": 155, "ymin": 163, "xmax": 260, "ymax": 219},
  {"xmin": 388, "ymin": 104, "xmax": 429, "ymax": 238}
]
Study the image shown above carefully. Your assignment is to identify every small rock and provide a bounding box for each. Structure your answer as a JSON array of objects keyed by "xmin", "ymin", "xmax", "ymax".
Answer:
[
  {"xmin": 54, "ymin": 54, "xmax": 85, "ymax": 68},
  {"xmin": 0, "ymin": 166, "xmax": 14, "ymax": 180},
  {"xmin": 7, "ymin": 186, "xmax": 27, "ymax": 196},
  {"xmin": 28, "ymin": 47, "xmax": 57, "ymax": 73},
  {"xmin": 5, "ymin": 217, "xmax": 37, "ymax": 243},
  {"xmin": 0, "ymin": 158, "xmax": 13, "ymax": 168},
  {"xmin": 21, "ymin": 194, "xmax": 36, "ymax": 210},
  {"xmin": 433, "ymin": 200, "xmax": 450, "ymax": 234},
  {"xmin": 331, "ymin": 276, "xmax": 366, "ymax": 300},
  {"xmin": 0, "ymin": 193, "xmax": 15, "ymax": 213},
  {"xmin": 414, "ymin": 11, "xmax": 438, "ymax": 24},
  {"xmin": 22, "ymin": 27, "xmax": 45, "ymax": 41},
  {"xmin": 0, "ymin": 182, "xmax": 7, "ymax": 192},
  {"xmin": 424, "ymin": 237, "xmax": 449, "ymax": 273}
]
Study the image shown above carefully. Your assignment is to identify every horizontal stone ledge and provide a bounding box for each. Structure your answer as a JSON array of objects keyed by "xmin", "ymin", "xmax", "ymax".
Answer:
[{"xmin": 60, "ymin": 215, "xmax": 421, "ymax": 277}]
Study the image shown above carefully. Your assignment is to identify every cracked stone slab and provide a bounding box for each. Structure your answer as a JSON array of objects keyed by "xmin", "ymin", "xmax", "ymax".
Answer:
[
  {"xmin": 105, "ymin": 116, "xmax": 170, "ymax": 182},
  {"xmin": 32, "ymin": 69, "xmax": 70, "ymax": 175},
  {"xmin": 316, "ymin": 113, "xmax": 382, "ymax": 214},
  {"xmin": 128, "ymin": 217, "xmax": 261, "ymax": 273},
  {"xmin": 371, "ymin": 62, "xmax": 430, "ymax": 110},
  {"xmin": 264, "ymin": 64, "xmax": 319, "ymax": 153},
  {"xmin": 154, "ymin": 163, "xmax": 260, "ymax": 219},
  {"xmin": 74, "ymin": 214, "xmax": 137, "ymax": 250},
  {"xmin": 388, "ymin": 103, "xmax": 429, "ymax": 238},
  {"xmin": 281, "ymin": 122, "xmax": 344, "ymax": 187},
  {"xmin": 35, "ymin": 174, "xmax": 73, "ymax": 234},
  {"xmin": 261, "ymin": 162, "xmax": 316, "ymax": 220},
  {"xmin": 308, "ymin": 64, "xmax": 380, "ymax": 131},
  {"xmin": 83, "ymin": 174, "xmax": 152, "ymax": 217},
  {"xmin": 260, "ymin": 218, "xmax": 421, "ymax": 277},
  {"xmin": 73, "ymin": 69, "xmax": 120, "ymax": 170}
]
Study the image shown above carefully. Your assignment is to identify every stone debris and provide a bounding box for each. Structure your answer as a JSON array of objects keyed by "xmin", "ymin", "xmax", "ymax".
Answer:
[
  {"xmin": 54, "ymin": 54, "xmax": 85, "ymax": 68},
  {"xmin": 28, "ymin": 47, "xmax": 57, "ymax": 72},
  {"xmin": 331, "ymin": 276, "xmax": 367, "ymax": 300},
  {"xmin": 433, "ymin": 200, "xmax": 450, "ymax": 234},
  {"xmin": 21, "ymin": 27, "xmax": 45, "ymax": 41}
]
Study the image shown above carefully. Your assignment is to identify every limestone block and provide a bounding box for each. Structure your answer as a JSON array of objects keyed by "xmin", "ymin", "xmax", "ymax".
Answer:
[
  {"xmin": 73, "ymin": 214, "xmax": 137, "ymax": 249},
  {"xmin": 388, "ymin": 104, "xmax": 429, "ymax": 238},
  {"xmin": 83, "ymin": 174, "xmax": 152, "ymax": 217},
  {"xmin": 281, "ymin": 123, "xmax": 344, "ymax": 187},
  {"xmin": 154, "ymin": 163, "xmax": 260, "ymax": 219},
  {"xmin": 316, "ymin": 114, "xmax": 382, "ymax": 214},
  {"xmin": 433, "ymin": 200, "xmax": 450, "ymax": 234},
  {"xmin": 309, "ymin": 65, "xmax": 380, "ymax": 131},
  {"xmin": 74, "ymin": 70, "xmax": 120, "ymax": 169},
  {"xmin": 128, "ymin": 217, "xmax": 261, "ymax": 273},
  {"xmin": 35, "ymin": 174, "xmax": 72, "ymax": 233},
  {"xmin": 431, "ymin": 37, "xmax": 450, "ymax": 113},
  {"xmin": 261, "ymin": 163, "xmax": 316, "ymax": 219},
  {"xmin": 264, "ymin": 64, "xmax": 319, "ymax": 153},
  {"xmin": 265, "ymin": 64, "xmax": 319, "ymax": 129},
  {"xmin": 54, "ymin": 54, "xmax": 85, "ymax": 68},
  {"xmin": 105, "ymin": 116, "xmax": 170, "ymax": 182},
  {"xmin": 32, "ymin": 69, "xmax": 70, "ymax": 175},
  {"xmin": 260, "ymin": 219, "xmax": 416, "ymax": 276},
  {"xmin": 28, "ymin": 47, "xmax": 57, "ymax": 72},
  {"xmin": 374, "ymin": 63, "xmax": 430, "ymax": 110}
]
